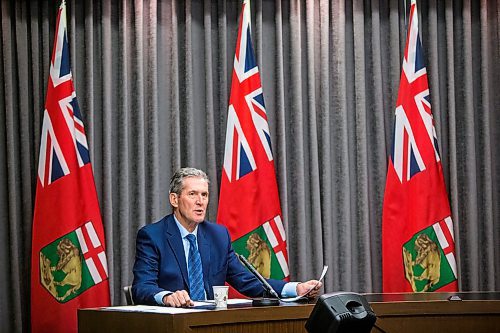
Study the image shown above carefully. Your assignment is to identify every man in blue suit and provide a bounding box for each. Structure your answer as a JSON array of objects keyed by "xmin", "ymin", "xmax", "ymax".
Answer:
[{"xmin": 132, "ymin": 167, "xmax": 321, "ymax": 307}]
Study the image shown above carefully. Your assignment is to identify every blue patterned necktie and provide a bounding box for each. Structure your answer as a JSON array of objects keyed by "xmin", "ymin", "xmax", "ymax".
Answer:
[{"xmin": 186, "ymin": 234, "xmax": 205, "ymax": 300}]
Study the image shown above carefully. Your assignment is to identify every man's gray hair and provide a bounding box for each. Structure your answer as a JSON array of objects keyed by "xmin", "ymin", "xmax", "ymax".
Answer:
[{"xmin": 169, "ymin": 167, "xmax": 210, "ymax": 195}]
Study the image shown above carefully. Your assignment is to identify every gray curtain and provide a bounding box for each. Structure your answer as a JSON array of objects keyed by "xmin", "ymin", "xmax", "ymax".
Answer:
[{"xmin": 1, "ymin": 0, "xmax": 499, "ymax": 331}]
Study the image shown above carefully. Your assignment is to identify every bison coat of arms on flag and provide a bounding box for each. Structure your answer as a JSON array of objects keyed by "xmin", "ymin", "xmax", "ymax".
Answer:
[
  {"xmin": 39, "ymin": 221, "xmax": 108, "ymax": 303},
  {"xmin": 402, "ymin": 217, "xmax": 458, "ymax": 292}
]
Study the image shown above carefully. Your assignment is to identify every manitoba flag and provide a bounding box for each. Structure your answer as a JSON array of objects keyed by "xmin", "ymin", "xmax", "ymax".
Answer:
[
  {"xmin": 217, "ymin": 0, "xmax": 290, "ymax": 287},
  {"xmin": 382, "ymin": 0, "xmax": 458, "ymax": 293},
  {"xmin": 31, "ymin": 2, "xmax": 110, "ymax": 332}
]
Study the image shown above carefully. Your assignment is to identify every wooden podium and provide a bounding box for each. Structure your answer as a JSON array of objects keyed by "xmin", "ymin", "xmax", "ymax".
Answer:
[{"xmin": 78, "ymin": 292, "xmax": 500, "ymax": 332}]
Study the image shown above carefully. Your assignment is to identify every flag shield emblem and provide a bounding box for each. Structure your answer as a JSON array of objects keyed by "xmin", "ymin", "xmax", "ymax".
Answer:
[
  {"xmin": 231, "ymin": 214, "xmax": 289, "ymax": 280},
  {"xmin": 233, "ymin": 227, "xmax": 285, "ymax": 280},
  {"xmin": 39, "ymin": 221, "xmax": 108, "ymax": 303},
  {"xmin": 402, "ymin": 223, "xmax": 457, "ymax": 292}
]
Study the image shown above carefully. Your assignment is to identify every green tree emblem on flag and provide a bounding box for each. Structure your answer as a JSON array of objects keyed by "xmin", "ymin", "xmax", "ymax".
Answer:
[
  {"xmin": 39, "ymin": 228, "xmax": 97, "ymax": 303},
  {"xmin": 402, "ymin": 225, "xmax": 457, "ymax": 292}
]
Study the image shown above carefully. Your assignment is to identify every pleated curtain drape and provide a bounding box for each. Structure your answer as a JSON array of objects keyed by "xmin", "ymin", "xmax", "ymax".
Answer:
[{"xmin": 1, "ymin": 0, "xmax": 499, "ymax": 331}]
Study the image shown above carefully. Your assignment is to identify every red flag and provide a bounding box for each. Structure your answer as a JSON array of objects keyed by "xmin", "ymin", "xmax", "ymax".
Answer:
[
  {"xmin": 382, "ymin": 0, "xmax": 458, "ymax": 293},
  {"xmin": 31, "ymin": 3, "xmax": 110, "ymax": 332},
  {"xmin": 217, "ymin": 0, "xmax": 290, "ymax": 293}
]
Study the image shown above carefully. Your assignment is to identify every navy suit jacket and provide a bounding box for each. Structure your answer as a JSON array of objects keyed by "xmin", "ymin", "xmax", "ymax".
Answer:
[{"xmin": 132, "ymin": 214, "xmax": 286, "ymax": 305}]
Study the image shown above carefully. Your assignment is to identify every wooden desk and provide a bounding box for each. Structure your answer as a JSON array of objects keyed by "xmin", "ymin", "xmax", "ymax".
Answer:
[
  {"xmin": 78, "ymin": 292, "xmax": 500, "ymax": 333},
  {"xmin": 79, "ymin": 301, "xmax": 312, "ymax": 332}
]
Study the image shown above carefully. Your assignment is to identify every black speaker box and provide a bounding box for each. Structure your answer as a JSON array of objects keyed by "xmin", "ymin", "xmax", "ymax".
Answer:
[{"xmin": 305, "ymin": 292, "xmax": 376, "ymax": 333}]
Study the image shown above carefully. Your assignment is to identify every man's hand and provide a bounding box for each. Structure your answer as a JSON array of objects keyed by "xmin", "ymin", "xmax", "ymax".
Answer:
[
  {"xmin": 162, "ymin": 290, "xmax": 194, "ymax": 307},
  {"xmin": 296, "ymin": 280, "xmax": 322, "ymax": 299}
]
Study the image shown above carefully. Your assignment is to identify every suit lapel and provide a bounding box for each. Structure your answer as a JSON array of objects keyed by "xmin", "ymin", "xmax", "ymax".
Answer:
[
  {"xmin": 164, "ymin": 216, "xmax": 189, "ymax": 287},
  {"xmin": 197, "ymin": 224, "xmax": 212, "ymax": 298}
]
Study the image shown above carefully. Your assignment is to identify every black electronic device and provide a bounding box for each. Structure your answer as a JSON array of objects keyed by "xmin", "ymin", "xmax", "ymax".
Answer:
[
  {"xmin": 305, "ymin": 292, "xmax": 376, "ymax": 333},
  {"xmin": 236, "ymin": 253, "xmax": 280, "ymax": 306}
]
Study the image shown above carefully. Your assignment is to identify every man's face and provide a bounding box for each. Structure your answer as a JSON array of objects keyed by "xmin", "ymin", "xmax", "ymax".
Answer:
[{"xmin": 170, "ymin": 176, "xmax": 209, "ymax": 229}]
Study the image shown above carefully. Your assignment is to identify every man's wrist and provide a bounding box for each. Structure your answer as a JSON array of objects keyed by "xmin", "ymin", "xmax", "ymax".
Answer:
[
  {"xmin": 154, "ymin": 291, "xmax": 172, "ymax": 305},
  {"xmin": 281, "ymin": 282, "xmax": 300, "ymax": 298}
]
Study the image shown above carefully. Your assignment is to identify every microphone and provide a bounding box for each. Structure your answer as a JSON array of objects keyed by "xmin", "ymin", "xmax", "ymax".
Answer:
[{"xmin": 237, "ymin": 253, "xmax": 280, "ymax": 306}]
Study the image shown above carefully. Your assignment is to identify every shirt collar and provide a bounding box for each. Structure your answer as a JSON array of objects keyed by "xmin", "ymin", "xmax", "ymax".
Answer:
[{"xmin": 173, "ymin": 214, "xmax": 199, "ymax": 239}]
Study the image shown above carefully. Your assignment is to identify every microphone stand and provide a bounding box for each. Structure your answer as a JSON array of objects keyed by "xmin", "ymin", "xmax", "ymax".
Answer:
[{"xmin": 237, "ymin": 254, "xmax": 280, "ymax": 307}]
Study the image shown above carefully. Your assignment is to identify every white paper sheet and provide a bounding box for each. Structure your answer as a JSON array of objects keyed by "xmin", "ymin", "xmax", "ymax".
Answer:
[
  {"xmin": 280, "ymin": 265, "xmax": 329, "ymax": 303},
  {"xmin": 98, "ymin": 298, "xmax": 253, "ymax": 313},
  {"xmin": 99, "ymin": 305, "xmax": 209, "ymax": 313}
]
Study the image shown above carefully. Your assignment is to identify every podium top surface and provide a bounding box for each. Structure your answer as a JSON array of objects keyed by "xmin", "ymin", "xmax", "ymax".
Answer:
[{"xmin": 362, "ymin": 291, "xmax": 500, "ymax": 303}]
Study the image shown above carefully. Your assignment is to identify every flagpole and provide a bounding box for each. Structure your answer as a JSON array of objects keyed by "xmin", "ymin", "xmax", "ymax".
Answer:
[{"xmin": 403, "ymin": 0, "xmax": 408, "ymax": 29}]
